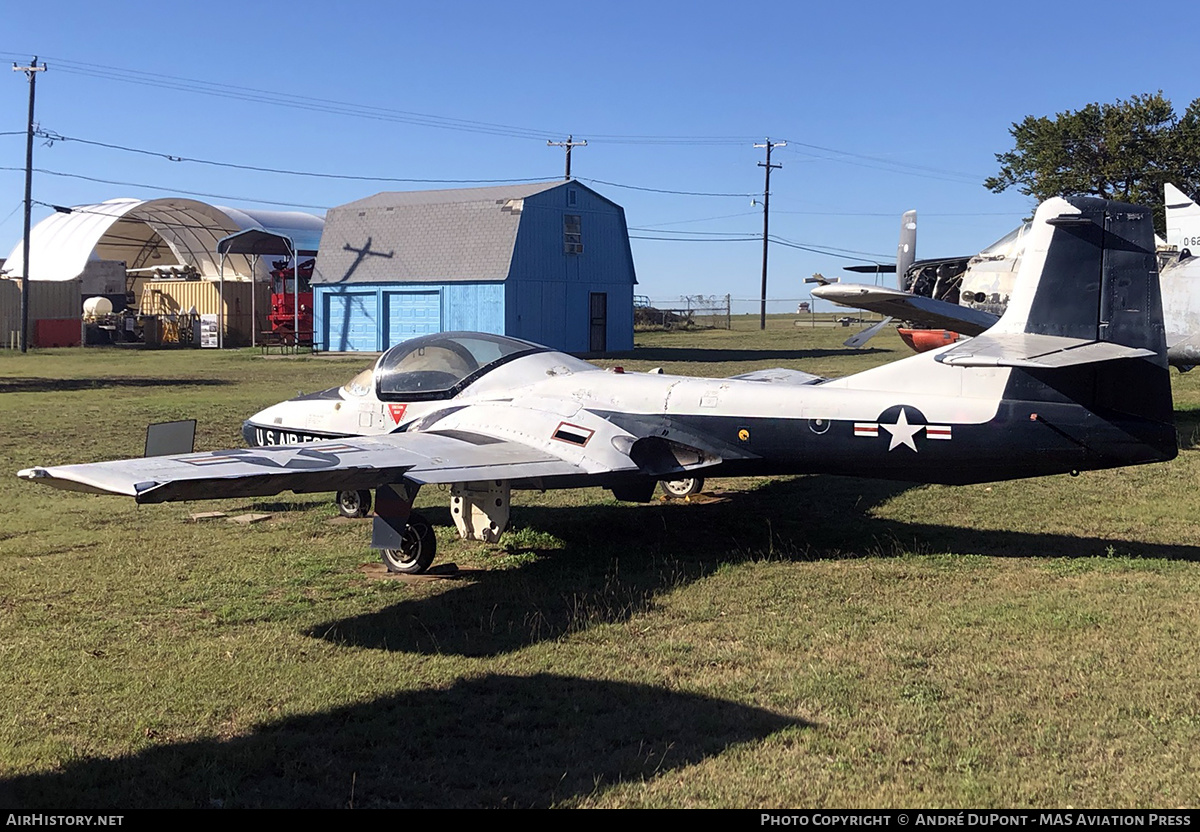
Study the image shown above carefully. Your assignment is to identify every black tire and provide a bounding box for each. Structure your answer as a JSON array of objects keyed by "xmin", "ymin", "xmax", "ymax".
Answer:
[
  {"xmin": 381, "ymin": 512, "xmax": 437, "ymax": 574},
  {"xmin": 660, "ymin": 477, "xmax": 705, "ymax": 498},
  {"xmin": 336, "ymin": 489, "xmax": 372, "ymax": 518}
]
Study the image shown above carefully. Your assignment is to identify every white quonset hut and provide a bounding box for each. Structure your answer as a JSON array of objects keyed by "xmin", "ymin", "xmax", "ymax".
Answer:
[
  {"xmin": 312, "ymin": 181, "xmax": 636, "ymax": 354},
  {"xmin": 4, "ymin": 197, "xmax": 324, "ymax": 287}
]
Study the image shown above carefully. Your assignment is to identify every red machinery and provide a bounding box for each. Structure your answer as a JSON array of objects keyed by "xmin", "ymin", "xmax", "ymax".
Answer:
[{"xmin": 268, "ymin": 258, "xmax": 315, "ymax": 343}]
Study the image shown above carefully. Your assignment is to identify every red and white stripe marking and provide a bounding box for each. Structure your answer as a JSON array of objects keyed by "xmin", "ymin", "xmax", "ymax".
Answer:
[
  {"xmin": 925, "ymin": 425, "xmax": 952, "ymax": 440},
  {"xmin": 854, "ymin": 423, "xmax": 879, "ymax": 437}
]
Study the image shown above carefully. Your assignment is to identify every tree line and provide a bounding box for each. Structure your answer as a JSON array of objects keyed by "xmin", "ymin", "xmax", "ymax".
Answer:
[{"xmin": 985, "ymin": 92, "xmax": 1200, "ymax": 234}]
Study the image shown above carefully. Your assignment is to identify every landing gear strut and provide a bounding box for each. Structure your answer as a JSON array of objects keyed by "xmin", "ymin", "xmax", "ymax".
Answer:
[{"xmin": 372, "ymin": 482, "xmax": 438, "ymax": 575}]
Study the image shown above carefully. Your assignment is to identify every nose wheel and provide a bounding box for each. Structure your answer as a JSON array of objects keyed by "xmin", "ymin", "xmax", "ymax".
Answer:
[{"xmin": 336, "ymin": 489, "xmax": 372, "ymax": 518}]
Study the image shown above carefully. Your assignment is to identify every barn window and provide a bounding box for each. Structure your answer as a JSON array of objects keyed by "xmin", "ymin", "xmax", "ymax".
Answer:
[{"xmin": 564, "ymin": 214, "xmax": 583, "ymax": 254}]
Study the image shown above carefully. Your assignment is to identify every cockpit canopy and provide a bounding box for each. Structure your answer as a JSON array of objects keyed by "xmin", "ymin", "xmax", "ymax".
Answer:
[
  {"xmin": 973, "ymin": 222, "xmax": 1033, "ymax": 262},
  {"xmin": 356, "ymin": 332, "xmax": 545, "ymax": 401}
]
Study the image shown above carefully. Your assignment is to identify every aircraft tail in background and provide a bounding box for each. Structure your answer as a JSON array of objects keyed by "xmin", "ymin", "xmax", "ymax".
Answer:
[{"xmin": 1165, "ymin": 183, "xmax": 1200, "ymax": 252}]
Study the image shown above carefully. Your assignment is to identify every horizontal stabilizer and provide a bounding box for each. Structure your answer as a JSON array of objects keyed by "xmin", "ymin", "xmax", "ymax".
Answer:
[
  {"xmin": 728, "ymin": 368, "xmax": 825, "ymax": 385},
  {"xmin": 843, "ymin": 264, "xmax": 896, "ymax": 274},
  {"xmin": 935, "ymin": 333, "xmax": 1154, "ymax": 368},
  {"xmin": 811, "ymin": 283, "xmax": 999, "ymax": 335}
]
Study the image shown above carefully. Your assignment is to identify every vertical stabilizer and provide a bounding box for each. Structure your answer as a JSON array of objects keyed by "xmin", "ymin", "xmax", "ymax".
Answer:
[
  {"xmin": 987, "ymin": 196, "xmax": 1165, "ymax": 361},
  {"xmin": 1165, "ymin": 183, "xmax": 1200, "ymax": 252}
]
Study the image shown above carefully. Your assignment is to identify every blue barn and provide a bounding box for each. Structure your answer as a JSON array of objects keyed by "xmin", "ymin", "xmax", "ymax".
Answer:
[{"xmin": 312, "ymin": 181, "xmax": 636, "ymax": 353}]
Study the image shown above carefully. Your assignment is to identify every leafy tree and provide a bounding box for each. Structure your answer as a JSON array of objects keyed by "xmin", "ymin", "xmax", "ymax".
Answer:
[{"xmin": 985, "ymin": 93, "xmax": 1200, "ymax": 233}]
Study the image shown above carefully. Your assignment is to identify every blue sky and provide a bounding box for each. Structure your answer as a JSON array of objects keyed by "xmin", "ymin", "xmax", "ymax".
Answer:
[{"xmin": 2, "ymin": 0, "xmax": 1195, "ymax": 312}]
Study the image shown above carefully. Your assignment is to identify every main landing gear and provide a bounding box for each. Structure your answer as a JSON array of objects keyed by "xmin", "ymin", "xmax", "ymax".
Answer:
[
  {"xmin": 660, "ymin": 477, "xmax": 705, "ymax": 498},
  {"xmin": 380, "ymin": 512, "xmax": 437, "ymax": 574}
]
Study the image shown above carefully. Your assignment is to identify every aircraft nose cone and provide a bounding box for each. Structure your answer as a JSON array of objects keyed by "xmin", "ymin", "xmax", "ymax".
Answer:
[{"xmin": 242, "ymin": 420, "xmax": 260, "ymax": 446}]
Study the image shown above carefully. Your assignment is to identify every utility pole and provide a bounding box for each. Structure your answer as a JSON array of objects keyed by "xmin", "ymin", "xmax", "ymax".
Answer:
[
  {"xmin": 547, "ymin": 135, "xmax": 587, "ymax": 180},
  {"xmin": 13, "ymin": 56, "xmax": 46, "ymax": 354},
  {"xmin": 754, "ymin": 138, "xmax": 784, "ymax": 330}
]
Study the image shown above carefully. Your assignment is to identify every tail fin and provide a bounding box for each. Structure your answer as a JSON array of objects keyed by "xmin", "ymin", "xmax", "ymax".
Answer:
[
  {"xmin": 1165, "ymin": 183, "xmax": 1200, "ymax": 253},
  {"xmin": 944, "ymin": 196, "xmax": 1173, "ymax": 460},
  {"xmin": 942, "ymin": 196, "xmax": 1166, "ymax": 363},
  {"xmin": 830, "ymin": 196, "xmax": 1175, "ymax": 474},
  {"xmin": 896, "ymin": 210, "xmax": 917, "ymax": 290}
]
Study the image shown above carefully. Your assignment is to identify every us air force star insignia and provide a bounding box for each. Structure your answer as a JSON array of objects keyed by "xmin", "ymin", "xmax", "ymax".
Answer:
[
  {"xmin": 881, "ymin": 408, "xmax": 923, "ymax": 452},
  {"xmin": 855, "ymin": 406, "xmax": 953, "ymax": 451},
  {"xmin": 184, "ymin": 446, "xmax": 354, "ymax": 470}
]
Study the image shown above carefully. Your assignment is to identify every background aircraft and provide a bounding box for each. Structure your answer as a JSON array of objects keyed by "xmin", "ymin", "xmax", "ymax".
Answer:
[
  {"xmin": 19, "ymin": 197, "xmax": 1177, "ymax": 576},
  {"xmin": 817, "ymin": 184, "xmax": 1200, "ymax": 368}
]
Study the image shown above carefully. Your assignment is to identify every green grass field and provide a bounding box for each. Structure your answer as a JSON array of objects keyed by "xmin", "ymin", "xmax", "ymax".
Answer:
[{"xmin": 2, "ymin": 317, "xmax": 1199, "ymax": 808}]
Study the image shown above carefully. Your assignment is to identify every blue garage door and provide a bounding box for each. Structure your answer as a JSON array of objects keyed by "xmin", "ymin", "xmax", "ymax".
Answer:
[
  {"xmin": 325, "ymin": 293, "xmax": 378, "ymax": 352},
  {"xmin": 384, "ymin": 291, "xmax": 441, "ymax": 349}
]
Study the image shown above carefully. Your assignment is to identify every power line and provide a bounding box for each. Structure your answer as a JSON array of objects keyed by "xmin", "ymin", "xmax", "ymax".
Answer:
[
  {"xmin": 578, "ymin": 177, "xmax": 757, "ymax": 198},
  {"xmin": 0, "ymin": 52, "xmax": 761, "ymax": 147},
  {"xmin": 34, "ymin": 130, "xmax": 552, "ymax": 185},
  {"xmin": 779, "ymin": 138, "xmax": 984, "ymax": 183},
  {"xmin": 10, "ymin": 55, "xmax": 562, "ymax": 141},
  {"xmin": 0, "ymin": 201, "xmax": 23, "ymax": 226},
  {"xmin": 632, "ymin": 210, "xmax": 760, "ymax": 228},
  {"xmin": 0, "ymin": 166, "xmax": 332, "ymax": 210},
  {"xmin": 628, "ymin": 227, "xmax": 758, "ymax": 235},
  {"xmin": 768, "ymin": 234, "xmax": 890, "ymax": 262},
  {"xmin": 772, "ymin": 209, "xmax": 1016, "ymax": 217},
  {"xmin": 627, "ymin": 228, "xmax": 892, "ymax": 263},
  {"xmin": 629, "ymin": 234, "xmax": 759, "ymax": 242}
]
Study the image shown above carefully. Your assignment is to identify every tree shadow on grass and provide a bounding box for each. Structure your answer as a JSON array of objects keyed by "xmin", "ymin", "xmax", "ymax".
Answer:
[
  {"xmin": 308, "ymin": 475, "xmax": 1200, "ymax": 658},
  {"xmin": 0, "ymin": 377, "xmax": 230, "ymax": 394},
  {"xmin": 0, "ymin": 674, "xmax": 806, "ymax": 809}
]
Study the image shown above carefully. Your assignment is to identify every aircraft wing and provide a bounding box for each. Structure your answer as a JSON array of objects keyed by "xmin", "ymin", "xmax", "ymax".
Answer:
[
  {"xmin": 934, "ymin": 333, "xmax": 1154, "ymax": 368},
  {"xmin": 811, "ymin": 283, "xmax": 999, "ymax": 336},
  {"xmin": 17, "ymin": 431, "xmax": 591, "ymax": 504}
]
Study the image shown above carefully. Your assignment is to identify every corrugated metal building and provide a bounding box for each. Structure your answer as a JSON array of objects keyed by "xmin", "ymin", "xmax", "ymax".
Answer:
[
  {"xmin": 3, "ymin": 198, "xmax": 324, "ymax": 347},
  {"xmin": 0, "ymin": 278, "xmax": 82, "ymax": 348},
  {"xmin": 312, "ymin": 181, "xmax": 636, "ymax": 353}
]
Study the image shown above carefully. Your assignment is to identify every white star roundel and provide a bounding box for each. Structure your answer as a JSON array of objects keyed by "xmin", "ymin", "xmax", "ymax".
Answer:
[
  {"xmin": 881, "ymin": 408, "xmax": 923, "ymax": 451},
  {"xmin": 853, "ymin": 406, "xmax": 953, "ymax": 452}
]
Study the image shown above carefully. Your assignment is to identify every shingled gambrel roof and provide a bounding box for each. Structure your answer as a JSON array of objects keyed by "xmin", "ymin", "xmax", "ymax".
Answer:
[{"xmin": 313, "ymin": 181, "xmax": 571, "ymax": 285}]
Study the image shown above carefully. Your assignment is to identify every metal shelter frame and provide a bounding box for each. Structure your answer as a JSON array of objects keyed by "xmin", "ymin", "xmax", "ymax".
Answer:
[{"xmin": 216, "ymin": 228, "xmax": 317, "ymax": 349}]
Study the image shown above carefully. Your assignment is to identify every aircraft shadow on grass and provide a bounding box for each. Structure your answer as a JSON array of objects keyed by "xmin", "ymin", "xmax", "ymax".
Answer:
[
  {"xmin": 308, "ymin": 474, "xmax": 1200, "ymax": 659},
  {"xmin": 0, "ymin": 377, "xmax": 231, "ymax": 394},
  {"xmin": 0, "ymin": 674, "xmax": 805, "ymax": 810},
  {"xmin": 1172, "ymin": 407, "xmax": 1200, "ymax": 451}
]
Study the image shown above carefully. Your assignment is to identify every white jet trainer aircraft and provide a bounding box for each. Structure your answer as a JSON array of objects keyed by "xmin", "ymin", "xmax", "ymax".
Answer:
[{"xmin": 19, "ymin": 197, "xmax": 1178, "ymax": 575}]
